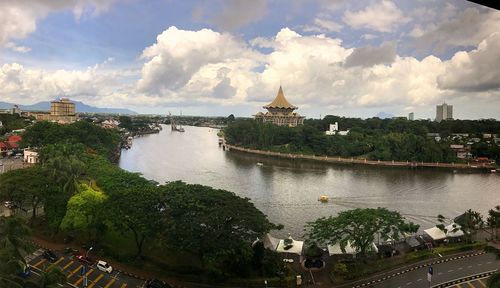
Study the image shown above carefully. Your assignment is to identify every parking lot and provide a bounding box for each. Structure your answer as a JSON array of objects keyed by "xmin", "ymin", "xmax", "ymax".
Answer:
[
  {"xmin": 27, "ymin": 249, "xmax": 147, "ymax": 288},
  {"xmin": 0, "ymin": 156, "xmax": 25, "ymax": 174}
]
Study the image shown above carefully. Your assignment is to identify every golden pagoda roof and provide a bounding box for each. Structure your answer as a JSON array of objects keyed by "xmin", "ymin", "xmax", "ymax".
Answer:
[{"xmin": 263, "ymin": 86, "xmax": 297, "ymax": 109}]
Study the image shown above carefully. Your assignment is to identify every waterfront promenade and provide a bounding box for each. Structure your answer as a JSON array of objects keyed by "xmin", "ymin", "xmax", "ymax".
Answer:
[{"xmin": 223, "ymin": 143, "xmax": 496, "ymax": 171}]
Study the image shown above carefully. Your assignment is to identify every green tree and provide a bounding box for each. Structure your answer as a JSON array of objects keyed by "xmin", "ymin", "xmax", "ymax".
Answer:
[
  {"xmin": 0, "ymin": 167, "xmax": 58, "ymax": 222},
  {"xmin": 487, "ymin": 206, "xmax": 500, "ymax": 240},
  {"xmin": 158, "ymin": 181, "xmax": 280, "ymax": 276},
  {"xmin": 60, "ymin": 185, "xmax": 107, "ymax": 242},
  {"xmin": 27, "ymin": 265, "xmax": 67, "ymax": 288},
  {"xmin": 306, "ymin": 208, "xmax": 407, "ymax": 258},
  {"xmin": 105, "ymin": 186, "xmax": 162, "ymax": 257},
  {"xmin": 0, "ymin": 217, "xmax": 31, "ymax": 267},
  {"xmin": 459, "ymin": 209, "xmax": 484, "ymax": 243}
]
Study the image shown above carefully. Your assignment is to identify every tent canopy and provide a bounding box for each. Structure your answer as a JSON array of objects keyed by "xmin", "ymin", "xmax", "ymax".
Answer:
[
  {"xmin": 263, "ymin": 233, "xmax": 280, "ymax": 251},
  {"xmin": 327, "ymin": 241, "xmax": 356, "ymax": 256},
  {"xmin": 424, "ymin": 223, "xmax": 464, "ymax": 241},
  {"xmin": 327, "ymin": 241, "xmax": 378, "ymax": 256},
  {"xmin": 276, "ymin": 234, "xmax": 304, "ymax": 255}
]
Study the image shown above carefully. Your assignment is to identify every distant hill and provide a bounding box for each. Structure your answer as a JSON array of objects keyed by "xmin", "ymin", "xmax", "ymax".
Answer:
[
  {"xmin": 374, "ymin": 112, "xmax": 394, "ymax": 119},
  {"xmin": 0, "ymin": 100, "xmax": 137, "ymax": 115}
]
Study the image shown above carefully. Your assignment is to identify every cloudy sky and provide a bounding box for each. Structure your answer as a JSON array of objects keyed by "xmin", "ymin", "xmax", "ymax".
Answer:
[{"xmin": 0, "ymin": 0, "xmax": 499, "ymax": 119}]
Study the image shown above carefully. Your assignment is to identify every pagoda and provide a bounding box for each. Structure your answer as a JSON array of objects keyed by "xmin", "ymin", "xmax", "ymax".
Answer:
[{"xmin": 254, "ymin": 86, "xmax": 304, "ymax": 127}]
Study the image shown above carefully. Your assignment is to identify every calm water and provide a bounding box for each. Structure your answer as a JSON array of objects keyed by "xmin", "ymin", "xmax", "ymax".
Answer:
[{"xmin": 119, "ymin": 125, "xmax": 499, "ymax": 237}]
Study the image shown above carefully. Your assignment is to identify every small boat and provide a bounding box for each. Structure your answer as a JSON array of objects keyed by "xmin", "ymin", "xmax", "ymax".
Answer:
[
  {"xmin": 318, "ymin": 195, "xmax": 329, "ymax": 202},
  {"xmin": 256, "ymin": 162, "xmax": 264, "ymax": 166}
]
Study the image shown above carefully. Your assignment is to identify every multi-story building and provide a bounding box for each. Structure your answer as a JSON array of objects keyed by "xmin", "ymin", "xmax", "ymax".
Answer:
[
  {"xmin": 254, "ymin": 86, "xmax": 304, "ymax": 127},
  {"xmin": 33, "ymin": 98, "xmax": 78, "ymax": 124},
  {"xmin": 436, "ymin": 103, "xmax": 453, "ymax": 122},
  {"xmin": 408, "ymin": 112, "xmax": 414, "ymax": 121},
  {"xmin": 51, "ymin": 98, "xmax": 75, "ymax": 117}
]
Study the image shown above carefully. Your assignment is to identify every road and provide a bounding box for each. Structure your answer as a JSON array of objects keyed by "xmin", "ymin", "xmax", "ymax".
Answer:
[
  {"xmin": 364, "ymin": 252, "xmax": 499, "ymax": 288},
  {"xmin": 26, "ymin": 248, "xmax": 147, "ymax": 288}
]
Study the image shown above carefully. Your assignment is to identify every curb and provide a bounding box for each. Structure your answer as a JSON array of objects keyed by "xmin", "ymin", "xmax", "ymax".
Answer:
[
  {"xmin": 348, "ymin": 251, "xmax": 486, "ymax": 288},
  {"xmin": 431, "ymin": 269, "xmax": 497, "ymax": 288}
]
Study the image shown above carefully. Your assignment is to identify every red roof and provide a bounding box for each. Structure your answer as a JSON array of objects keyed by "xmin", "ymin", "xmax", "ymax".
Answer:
[
  {"xmin": 8, "ymin": 135, "xmax": 22, "ymax": 143},
  {"xmin": 7, "ymin": 142, "xmax": 18, "ymax": 149},
  {"xmin": 0, "ymin": 142, "xmax": 7, "ymax": 150}
]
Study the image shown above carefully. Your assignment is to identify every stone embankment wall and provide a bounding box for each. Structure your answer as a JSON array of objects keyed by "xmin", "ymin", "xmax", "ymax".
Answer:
[{"xmin": 223, "ymin": 143, "xmax": 495, "ymax": 171}]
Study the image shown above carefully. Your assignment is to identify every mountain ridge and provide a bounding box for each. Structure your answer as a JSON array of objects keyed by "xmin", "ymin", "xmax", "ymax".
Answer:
[{"xmin": 0, "ymin": 100, "xmax": 137, "ymax": 115}]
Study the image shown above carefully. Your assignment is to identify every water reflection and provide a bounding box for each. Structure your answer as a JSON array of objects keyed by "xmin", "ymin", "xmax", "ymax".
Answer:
[{"xmin": 119, "ymin": 125, "xmax": 500, "ymax": 237}]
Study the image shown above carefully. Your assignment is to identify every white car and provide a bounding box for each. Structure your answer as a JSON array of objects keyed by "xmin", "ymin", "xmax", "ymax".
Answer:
[{"xmin": 96, "ymin": 260, "xmax": 113, "ymax": 273}]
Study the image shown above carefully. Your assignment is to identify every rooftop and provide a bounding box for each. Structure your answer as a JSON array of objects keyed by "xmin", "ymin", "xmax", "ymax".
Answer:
[{"xmin": 263, "ymin": 86, "xmax": 298, "ymax": 110}]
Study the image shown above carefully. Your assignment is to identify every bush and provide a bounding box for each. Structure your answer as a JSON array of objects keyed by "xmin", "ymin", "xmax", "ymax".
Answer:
[
  {"xmin": 487, "ymin": 272, "xmax": 500, "ymax": 288},
  {"xmin": 333, "ymin": 263, "xmax": 348, "ymax": 276}
]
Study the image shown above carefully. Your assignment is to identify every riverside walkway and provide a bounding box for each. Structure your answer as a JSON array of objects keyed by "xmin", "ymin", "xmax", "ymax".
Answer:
[{"xmin": 222, "ymin": 143, "xmax": 496, "ymax": 171}]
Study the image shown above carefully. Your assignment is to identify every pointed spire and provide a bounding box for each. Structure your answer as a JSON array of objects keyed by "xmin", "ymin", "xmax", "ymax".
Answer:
[{"xmin": 263, "ymin": 86, "xmax": 297, "ymax": 109}]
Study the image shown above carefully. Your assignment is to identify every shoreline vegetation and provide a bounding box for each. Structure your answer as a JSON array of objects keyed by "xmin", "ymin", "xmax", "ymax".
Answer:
[
  {"xmin": 223, "ymin": 142, "xmax": 495, "ymax": 171},
  {"xmin": 223, "ymin": 116, "xmax": 500, "ymax": 171}
]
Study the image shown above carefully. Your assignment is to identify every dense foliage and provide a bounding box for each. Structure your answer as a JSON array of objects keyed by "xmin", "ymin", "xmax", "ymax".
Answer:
[
  {"xmin": 0, "ymin": 114, "xmax": 30, "ymax": 136},
  {"xmin": 306, "ymin": 208, "xmax": 412, "ymax": 257},
  {"xmin": 21, "ymin": 121, "xmax": 120, "ymax": 159},
  {"xmin": 224, "ymin": 116, "xmax": 500, "ymax": 163},
  {"xmin": 1, "ymin": 121, "xmax": 281, "ymax": 279}
]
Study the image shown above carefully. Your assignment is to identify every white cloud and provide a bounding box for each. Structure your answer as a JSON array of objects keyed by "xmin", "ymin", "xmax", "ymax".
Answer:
[
  {"xmin": 0, "ymin": 0, "xmax": 116, "ymax": 47},
  {"xmin": 437, "ymin": 33, "xmax": 500, "ymax": 92},
  {"xmin": 342, "ymin": 0, "xmax": 409, "ymax": 32},
  {"xmin": 5, "ymin": 42, "xmax": 31, "ymax": 53},
  {"xmin": 303, "ymin": 18, "xmax": 343, "ymax": 33}
]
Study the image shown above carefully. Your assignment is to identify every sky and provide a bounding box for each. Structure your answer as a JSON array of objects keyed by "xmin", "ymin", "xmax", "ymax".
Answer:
[{"xmin": 0, "ymin": 0, "xmax": 499, "ymax": 119}]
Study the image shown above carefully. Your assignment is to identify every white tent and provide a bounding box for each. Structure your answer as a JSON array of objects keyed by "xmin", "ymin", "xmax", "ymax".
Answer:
[
  {"xmin": 276, "ymin": 234, "xmax": 304, "ymax": 255},
  {"xmin": 445, "ymin": 223, "xmax": 464, "ymax": 238},
  {"xmin": 424, "ymin": 223, "xmax": 464, "ymax": 241},
  {"xmin": 327, "ymin": 241, "xmax": 378, "ymax": 256},
  {"xmin": 263, "ymin": 233, "xmax": 281, "ymax": 251},
  {"xmin": 327, "ymin": 241, "xmax": 356, "ymax": 256},
  {"xmin": 424, "ymin": 227, "xmax": 446, "ymax": 241}
]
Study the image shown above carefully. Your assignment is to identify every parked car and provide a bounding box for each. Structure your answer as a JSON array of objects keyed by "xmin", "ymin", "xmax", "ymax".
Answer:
[
  {"xmin": 75, "ymin": 255, "xmax": 94, "ymax": 266},
  {"xmin": 96, "ymin": 260, "xmax": 113, "ymax": 273},
  {"xmin": 42, "ymin": 250, "xmax": 58, "ymax": 262},
  {"xmin": 64, "ymin": 247, "xmax": 79, "ymax": 255},
  {"xmin": 145, "ymin": 279, "xmax": 172, "ymax": 288}
]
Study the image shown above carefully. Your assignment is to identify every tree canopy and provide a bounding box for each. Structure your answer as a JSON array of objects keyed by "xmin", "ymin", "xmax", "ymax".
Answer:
[{"xmin": 306, "ymin": 208, "xmax": 410, "ymax": 257}]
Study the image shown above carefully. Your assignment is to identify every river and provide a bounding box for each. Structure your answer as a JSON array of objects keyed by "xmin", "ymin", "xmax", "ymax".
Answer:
[{"xmin": 119, "ymin": 125, "xmax": 499, "ymax": 237}]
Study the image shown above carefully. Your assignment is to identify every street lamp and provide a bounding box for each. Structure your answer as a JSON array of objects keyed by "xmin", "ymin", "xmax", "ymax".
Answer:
[{"xmin": 84, "ymin": 247, "xmax": 93, "ymax": 287}]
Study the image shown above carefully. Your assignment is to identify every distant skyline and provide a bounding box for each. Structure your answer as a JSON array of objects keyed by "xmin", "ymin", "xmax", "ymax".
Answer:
[{"xmin": 0, "ymin": 0, "xmax": 499, "ymax": 119}]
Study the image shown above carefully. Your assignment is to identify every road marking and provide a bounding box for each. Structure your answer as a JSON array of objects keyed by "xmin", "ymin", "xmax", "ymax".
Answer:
[
  {"xmin": 477, "ymin": 263, "xmax": 482, "ymax": 266},
  {"xmin": 448, "ymin": 269, "xmax": 454, "ymax": 272},
  {"xmin": 104, "ymin": 278, "xmax": 116, "ymax": 288},
  {"xmin": 33, "ymin": 258, "xmax": 47, "ymax": 268},
  {"xmin": 466, "ymin": 282, "xmax": 475, "ymax": 288},
  {"xmin": 406, "ymin": 282, "xmax": 412, "ymax": 285},
  {"xmin": 68, "ymin": 265, "xmax": 83, "ymax": 278},
  {"xmin": 120, "ymin": 283, "xmax": 127, "ymax": 288},
  {"xmin": 486, "ymin": 261, "xmax": 492, "ymax": 264},
  {"xmin": 468, "ymin": 265, "xmax": 473, "ymax": 268},
  {"xmin": 88, "ymin": 273, "xmax": 104, "ymax": 288},
  {"xmin": 478, "ymin": 279, "xmax": 486, "ymax": 287},
  {"xmin": 417, "ymin": 278, "xmax": 422, "ymax": 282},
  {"xmin": 438, "ymin": 272, "xmax": 443, "ymax": 275},
  {"xmin": 455, "ymin": 284, "xmax": 462, "ymax": 288},
  {"xmin": 53, "ymin": 257, "xmax": 64, "ymax": 266},
  {"xmin": 62, "ymin": 260, "xmax": 74, "ymax": 271},
  {"xmin": 73, "ymin": 268, "xmax": 94, "ymax": 286}
]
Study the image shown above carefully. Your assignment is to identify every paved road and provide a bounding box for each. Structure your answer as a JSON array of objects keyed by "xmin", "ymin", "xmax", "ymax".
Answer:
[
  {"xmin": 26, "ymin": 249, "xmax": 147, "ymax": 288},
  {"xmin": 366, "ymin": 252, "xmax": 499, "ymax": 288}
]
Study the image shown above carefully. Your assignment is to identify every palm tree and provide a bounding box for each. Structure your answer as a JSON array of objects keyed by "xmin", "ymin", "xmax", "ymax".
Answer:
[
  {"xmin": 23, "ymin": 265, "xmax": 67, "ymax": 288},
  {"xmin": 486, "ymin": 205, "xmax": 500, "ymax": 240},
  {"xmin": 461, "ymin": 209, "xmax": 484, "ymax": 243},
  {"xmin": 0, "ymin": 217, "xmax": 32, "ymax": 262}
]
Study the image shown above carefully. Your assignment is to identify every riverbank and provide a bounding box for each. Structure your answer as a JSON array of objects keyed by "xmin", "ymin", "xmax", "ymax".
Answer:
[{"xmin": 222, "ymin": 143, "xmax": 497, "ymax": 172}]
